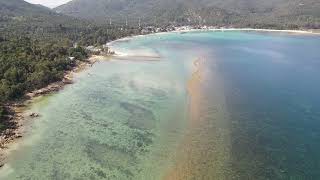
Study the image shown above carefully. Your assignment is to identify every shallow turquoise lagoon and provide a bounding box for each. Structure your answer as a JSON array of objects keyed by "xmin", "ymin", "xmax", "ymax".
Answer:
[{"xmin": 1, "ymin": 31, "xmax": 320, "ymax": 179}]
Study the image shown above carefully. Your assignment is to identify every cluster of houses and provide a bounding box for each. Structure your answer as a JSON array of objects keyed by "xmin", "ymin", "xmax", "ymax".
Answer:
[
  {"xmin": 85, "ymin": 45, "xmax": 115, "ymax": 55},
  {"xmin": 140, "ymin": 26, "xmax": 176, "ymax": 34},
  {"xmin": 140, "ymin": 25, "xmax": 230, "ymax": 34}
]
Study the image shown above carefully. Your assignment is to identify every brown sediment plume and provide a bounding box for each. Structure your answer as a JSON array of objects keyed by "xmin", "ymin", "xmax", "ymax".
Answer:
[
  {"xmin": 187, "ymin": 57, "xmax": 205, "ymax": 126},
  {"xmin": 164, "ymin": 57, "xmax": 232, "ymax": 180},
  {"xmin": 164, "ymin": 57, "xmax": 206, "ymax": 180}
]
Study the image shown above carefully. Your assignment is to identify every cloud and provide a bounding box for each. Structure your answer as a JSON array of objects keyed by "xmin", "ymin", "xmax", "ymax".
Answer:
[{"xmin": 24, "ymin": 0, "xmax": 72, "ymax": 8}]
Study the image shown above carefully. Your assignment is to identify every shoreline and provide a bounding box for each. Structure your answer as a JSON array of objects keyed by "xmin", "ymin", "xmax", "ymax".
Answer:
[
  {"xmin": 106, "ymin": 27, "xmax": 320, "ymax": 61},
  {"xmin": 108, "ymin": 28, "xmax": 320, "ymax": 47},
  {"xmin": 173, "ymin": 28, "xmax": 320, "ymax": 35},
  {"xmin": 0, "ymin": 26, "xmax": 318, "ymax": 167},
  {"xmin": 0, "ymin": 55, "xmax": 104, "ymax": 166}
]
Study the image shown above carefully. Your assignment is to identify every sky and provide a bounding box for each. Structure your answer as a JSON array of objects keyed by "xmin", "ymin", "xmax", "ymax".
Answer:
[{"xmin": 24, "ymin": 0, "xmax": 72, "ymax": 8}]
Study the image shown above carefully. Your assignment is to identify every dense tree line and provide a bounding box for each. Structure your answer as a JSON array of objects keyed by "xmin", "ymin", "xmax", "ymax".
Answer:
[
  {"xmin": 0, "ymin": 36, "xmax": 88, "ymax": 122},
  {"xmin": 1, "ymin": 21, "xmax": 139, "ymax": 46},
  {"xmin": 0, "ymin": 0, "xmax": 141, "ymax": 128},
  {"xmin": 0, "ymin": 24, "xmax": 139, "ymax": 129},
  {"xmin": 0, "ymin": 106, "xmax": 4, "ymax": 130}
]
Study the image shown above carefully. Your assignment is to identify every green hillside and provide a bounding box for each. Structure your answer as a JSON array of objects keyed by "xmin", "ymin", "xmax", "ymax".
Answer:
[
  {"xmin": 0, "ymin": 0, "xmax": 139, "ymax": 133},
  {"xmin": 0, "ymin": 0, "xmax": 89, "ymax": 40},
  {"xmin": 55, "ymin": 0, "xmax": 320, "ymax": 29}
]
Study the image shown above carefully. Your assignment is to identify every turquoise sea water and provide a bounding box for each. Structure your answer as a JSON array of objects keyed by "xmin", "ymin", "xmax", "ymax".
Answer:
[{"xmin": 0, "ymin": 31, "xmax": 320, "ymax": 179}]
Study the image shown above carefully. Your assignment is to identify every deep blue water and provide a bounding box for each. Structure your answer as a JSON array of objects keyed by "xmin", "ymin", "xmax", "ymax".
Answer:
[{"xmin": 210, "ymin": 32, "xmax": 320, "ymax": 179}]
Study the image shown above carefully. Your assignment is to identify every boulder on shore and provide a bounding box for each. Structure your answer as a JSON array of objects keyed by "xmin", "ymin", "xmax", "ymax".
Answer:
[{"xmin": 29, "ymin": 113, "xmax": 39, "ymax": 118}]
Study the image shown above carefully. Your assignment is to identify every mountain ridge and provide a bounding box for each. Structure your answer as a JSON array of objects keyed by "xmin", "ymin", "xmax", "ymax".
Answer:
[{"xmin": 54, "ymin": 0, "xmax": 320, "ymax": 29}]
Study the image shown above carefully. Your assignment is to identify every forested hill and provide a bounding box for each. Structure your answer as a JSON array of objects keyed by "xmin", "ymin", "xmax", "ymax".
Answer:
[
  {"xmin": 55, "ymin": 0, "xmax": 320, "ymax": 29},
  {"xmin": 0, "ymin": 0, "xmax": 79, "ymax": 25},
  {"xmin": 0, "ymin": 0, "xmax": 91, "ymax": 40},
  {"xmin": 0, "ymin": 0, "xmax": 139, "ymax": 132},
  {"xmin": 0, "ymin": 0, "xmax": 138, "ymax": 44},
  {"xmin": 0, "ymin": 0, "xmax": 52, "ymax": 17}
]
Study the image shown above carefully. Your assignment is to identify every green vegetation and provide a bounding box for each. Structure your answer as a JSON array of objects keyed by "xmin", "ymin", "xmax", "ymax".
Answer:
[
  {"xmin": 0, "ymin": 36, "xmax": 91, "ymax": 127},
  {"xmin": 0, "ymin": 37, "xmax": 86, "ymax": 101},
  {"xmin": 0, "ymin": 0, "xmax": 140, "ymax": 132},
  {"xmin": 55, "ymin": 0, "xmax": 320, "ymax": 29},
  {"xmin": 0, "ymin": 106, "xmax": 4, "ymax": 127},
  {"xmin": 0, "ymin": 0, "xmax": 139, "ymax": 46}
]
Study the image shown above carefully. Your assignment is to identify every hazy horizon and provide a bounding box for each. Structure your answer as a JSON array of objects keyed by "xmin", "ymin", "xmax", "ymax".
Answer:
[{"xmin": 24, "ymin": 0, "xmax": 72, "ymax": 8}]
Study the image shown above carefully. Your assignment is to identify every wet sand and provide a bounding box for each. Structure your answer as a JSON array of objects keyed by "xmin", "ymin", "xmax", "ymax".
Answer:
[{"xmin": 112, "ymin": 55, "xmax": 161, "ymax": 61}]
